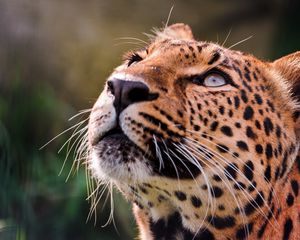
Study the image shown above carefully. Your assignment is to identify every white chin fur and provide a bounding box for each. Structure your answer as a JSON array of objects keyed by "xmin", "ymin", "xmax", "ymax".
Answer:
[{"xmin": 90, "ymin": 149, "xmax": 152, "ymax": 183}]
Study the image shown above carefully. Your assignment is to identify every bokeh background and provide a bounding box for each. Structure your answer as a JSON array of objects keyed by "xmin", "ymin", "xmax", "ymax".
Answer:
[{"xmin": 1, "ymin": 0, "xmax": 299, "ymax": 239}]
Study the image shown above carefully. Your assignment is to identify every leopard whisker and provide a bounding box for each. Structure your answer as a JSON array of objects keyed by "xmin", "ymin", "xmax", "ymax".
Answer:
[
  {"xmin": 164, "ymin": 5, "xmax": 174, "ymax": 29},
  {"xmin": 102, "ymin": 183, "xmax": 119, "ymax": 234},
  {"xmin": 228, "ymin": 35, "xmax": 253, "ymax": 50},
  {"xmin": 114, "ymin": 41, "xmax": 145, "ymax": 47},
  {"xmin": 222, "ymin": 28, "xmax": 232, "ymax": 47},
  {"xmin": 39, "ymin": 117, "xmax": 88, "ymax": 150},
  {"xmin": 65, "ymin": 128, "xmax": 89, "ymax": 181},
  {"xmin": 68, "ymin": 108, "xmax": 92, "ymax": 121},
  {"xmin": 153, "ymin": 135, "xmax": 164, "ymax": 171},
  {"xmin": 116, "ymin": 37, "xmax": 149, "ymax": 45}
]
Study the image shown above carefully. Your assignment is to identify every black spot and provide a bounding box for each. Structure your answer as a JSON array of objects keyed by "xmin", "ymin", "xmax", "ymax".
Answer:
[
  {"xmin": 140, "ymin": 186, "xmax": 148, "ymax": 194},
  {"xmin": 280, "ymin": 151, "xmax": 289, "ymax": 178},
  {"xmin": 207, "ymin": 215, "xmax": 236, "ymax": 229},
  {"xmin": 217, "ymin": 144, "xmax": 229, "ymax": 153},
  {"xmin": 134, "ymin": 201, "xmax": 144, "ymax": 209},
  {"xmin": 208, "ymin": 51, "xmax": 221, "ymax": 65},
  {"xmin": 234, "ymin": 182, "xmax": 246, "ymax": 190},
  {"xmin": 255, "ymin": 120, "xmax": 262, "ymax": 130},
  {"xmin": 211, "ymin": 186, "xmax": 223, "ymax": 198},
  {"xmin": 193, "ymin": 124, "xmax": 200, "ymax": 131},
  {"xmin": 225, "ymin": 163, "xmax": 238, "ymax": 180},
  {"xmin": 227, "ymin": 97, "xmax": 232, "ymax": 105},
  {"xmin": 266, "ymin": 100, "xmax": 275, "ymax": 112},
  {"xmin": 210, "ymin": 121, "xmax": 219, "ymax": 131},
  {"xmin": 191, "ymin": 196, "xmax": 202, "ymax": 208},
  {"xmin": 276, "ymin": 125, "xmax": 282, "ymax": 138},
  {"xmin": 286, "ymin": 193, "xmax": 294, "ymax": 207},
  {"xmin": 174, "ymin": 191, "xmax": 187, "ymax": 201},
  {"xmin": 263, "ymin": 117, "xmax": 274, "ymax": 136},
  {"xmin": 265, "ymin": 144, "xmax": 273, "ymax": 160},
  {"xmin": 233, "ymin": 152, "xmax": 239, "ymax": 158},
  {"xmin": 255, "ymin": 144, "xmax": 263, "ymax": 154},
  {"xmin": 235, "ymin": 122, "xmax": 241, "ymax": 128},
  {"xmin": 243, "ymin": 106, "xmax": 254, "ymax": 120},
  {"xmin": 254, "ymin": 94, "xmax": 263, "ymax": 104},
  {"xmin": 246, "ymin": 126, "xmax": 257, "ymax": 139},
  {"xmin": 220, "ymin": 125, "xmax": 233, "ymax": 137},
  {"xmin": 244, "ymin": 191, "xmax": 264, "ymax": 215},
  {"xmin": 291, "ymin": 180, "xmax": 299, "ymax": 196},
  {"xmin": 219, "ymin": 106, "xmax": 225, "ymax": 115},
  {"xmin": 244, "ymin": 160, "xmax": 254, "ymax": 181},
  {"xmin": 177, "ymin": 110, "xmax": 184, "ymax": 118},
  {"xmin": 282, "ymin": 218, "xmax": 293, "ymax": 240},
  {"xmin": 264, "ymin": 165, "xmax": 271, "ymax": 182},
  {"xmin": 213, "ymin": 175, "xmax": 222, "ymax": 182},
  {"xmin": 234, "ymin": 96, "xmax": 240, "ymax": 109},
  {"xmin": 241, "ymin": 90, "xmax": 248, "ymax": 103},
  {"xmin": 218, "ymin": 205, "xmax": 225, "ymax": 211},
  {"xmin": 236, "ymin": 222, "xmax": 253, "ymax": 240},
  {"xmin": 248, "ymin": 181, "xmax": 257, "ymax": 192},
  {"xmin": 237, "ymin": 141, "xmax": 249, "ymax": 151}
]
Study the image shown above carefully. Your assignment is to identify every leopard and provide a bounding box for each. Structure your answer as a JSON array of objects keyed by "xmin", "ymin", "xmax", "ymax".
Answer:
[{"xmin": 87, "ymin": 23, "xmax": 300, "ymax": 239}]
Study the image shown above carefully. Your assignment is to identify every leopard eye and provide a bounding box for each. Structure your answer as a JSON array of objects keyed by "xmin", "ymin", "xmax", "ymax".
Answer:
[{"xmin": 203, "ymin": 73, "xmax": 226, "ymax": 87}]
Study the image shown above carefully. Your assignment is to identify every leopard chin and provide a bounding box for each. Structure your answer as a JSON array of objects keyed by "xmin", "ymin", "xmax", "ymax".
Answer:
[{"xmin": 90, "ymin": 129, "xmax": 152, "ymax": 183}]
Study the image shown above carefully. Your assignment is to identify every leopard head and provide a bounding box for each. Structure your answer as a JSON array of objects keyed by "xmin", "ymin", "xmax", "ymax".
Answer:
[{"xmin": 87, "ymin": 23, "xmax": 300, "ymax": 239}]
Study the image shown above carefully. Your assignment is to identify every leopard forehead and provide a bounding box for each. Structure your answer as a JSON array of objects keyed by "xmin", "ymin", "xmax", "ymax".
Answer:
[{"xmin": 87, "ymin": 24, "xmax": 300, "ymax": 239}]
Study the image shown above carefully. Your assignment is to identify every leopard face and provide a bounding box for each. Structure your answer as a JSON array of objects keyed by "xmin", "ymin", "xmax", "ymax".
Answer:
[{"xmin": 87, "ymin": 24, "xmax": 300, "ymax": 239}]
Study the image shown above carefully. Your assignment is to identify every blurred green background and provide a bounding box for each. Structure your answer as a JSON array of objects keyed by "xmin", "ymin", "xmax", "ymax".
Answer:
[{"xmin": 0, "ymin": 0, "xmax": 299, "ymax": 239}]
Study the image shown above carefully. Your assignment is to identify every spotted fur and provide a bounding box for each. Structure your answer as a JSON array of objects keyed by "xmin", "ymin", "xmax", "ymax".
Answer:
[{"xmin": 87, "ymin": 23, "xmax": 300, "ymax": 239}]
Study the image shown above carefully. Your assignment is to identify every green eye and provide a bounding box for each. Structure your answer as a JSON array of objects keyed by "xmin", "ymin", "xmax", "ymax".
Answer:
[{"xmin": 203, "ymin": 73, "xmax": 226, "ymax": 87}]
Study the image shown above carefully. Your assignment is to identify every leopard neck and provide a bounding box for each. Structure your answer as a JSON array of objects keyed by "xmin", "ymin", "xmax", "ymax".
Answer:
[{"xmin": 133, "ymin": 155, "xmax": 300, "ymax": 240}]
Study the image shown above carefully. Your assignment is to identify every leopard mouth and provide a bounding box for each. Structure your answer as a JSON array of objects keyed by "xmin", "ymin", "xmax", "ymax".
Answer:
[
  {"xmin": 92, "ymin": 126, "xmax": 202, "ymax": 180},
  {"xmin": 100, "ymin": 126, "xmax": 126, "ymax": 142},
  {"xmin": 94, "ymin": 126, "xmax": 146, "ymax": 164}
]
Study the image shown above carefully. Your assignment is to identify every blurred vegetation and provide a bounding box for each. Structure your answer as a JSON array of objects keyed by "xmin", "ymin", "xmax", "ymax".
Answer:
[{"xmin": 0, "ymin": 0, "xmax": 299, "ymax": 239}]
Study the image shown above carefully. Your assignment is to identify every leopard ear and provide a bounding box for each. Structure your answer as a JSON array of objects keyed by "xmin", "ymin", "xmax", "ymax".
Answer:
[
  {"xmin": 272, "ymin": 51, "xmax": 300, "ymax": 135},
  {"xmin": 272, "ymin": 51, "xmax": 300, "ymax": 101},
  {"xmin": 156, "ymin": 23, "xmax": 194, "ymax": 40}
]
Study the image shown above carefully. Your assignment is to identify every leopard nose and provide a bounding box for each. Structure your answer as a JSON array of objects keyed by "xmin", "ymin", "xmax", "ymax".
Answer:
[{"xmin": 107, "ymin": 79, "xmax": 158, "ymax": 115}]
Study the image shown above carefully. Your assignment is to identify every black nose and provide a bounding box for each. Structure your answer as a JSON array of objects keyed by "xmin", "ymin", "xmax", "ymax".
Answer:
[{"xmin": 107, "ymin": 79, "xmax": 158, "ymax": 115}]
